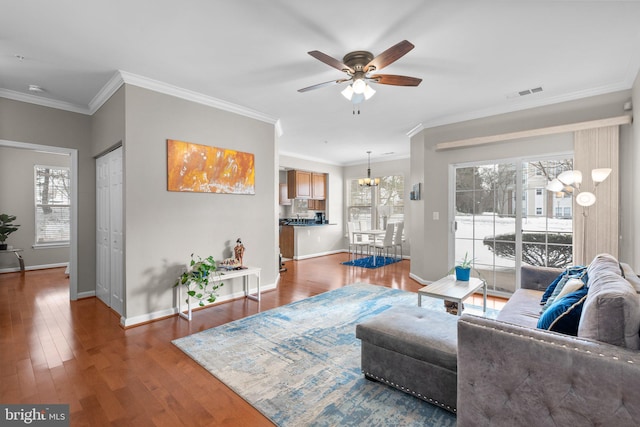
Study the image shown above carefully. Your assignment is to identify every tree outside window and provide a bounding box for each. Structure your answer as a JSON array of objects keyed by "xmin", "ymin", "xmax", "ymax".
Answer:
[
  {"xmin": 35, "ymin": 165, "xmax": 70, "ymax": 244},
  {"xmin": 348, "ymin": 175, "xmax": 404, "ymax": 230}
]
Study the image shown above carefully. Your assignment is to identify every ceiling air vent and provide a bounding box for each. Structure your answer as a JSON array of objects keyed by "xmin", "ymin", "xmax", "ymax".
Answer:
[{"xmin": 507, "ymin": 86, "xmax": 544, "ymax": 99}]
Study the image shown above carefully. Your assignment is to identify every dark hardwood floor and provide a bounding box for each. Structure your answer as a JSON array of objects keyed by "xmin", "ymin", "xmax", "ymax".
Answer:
[{"xmin": 0, "ymin": 253, "xmax": 505, "ymax": 426}]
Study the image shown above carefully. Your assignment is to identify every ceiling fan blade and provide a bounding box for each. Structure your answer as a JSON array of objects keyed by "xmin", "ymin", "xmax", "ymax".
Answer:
[
  {"xmin": 298, "ymin": 78, "xmax": 350, "ymax": 93},
  {"xmin": 308, "ymin": 51, "xmax": 354, "ymax": 73},
  {"xmin": 365, "ymin": 40, "xmax": 415, "ymax": 72},
  {"xmin": 369, "ymin": 74, "xmax": 422, "ymax": 86}
]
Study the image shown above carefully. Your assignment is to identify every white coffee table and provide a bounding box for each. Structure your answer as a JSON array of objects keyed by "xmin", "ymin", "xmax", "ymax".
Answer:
[{"xmin": 417, "ymin": 276, "xmax": 486, "ymax": 316}]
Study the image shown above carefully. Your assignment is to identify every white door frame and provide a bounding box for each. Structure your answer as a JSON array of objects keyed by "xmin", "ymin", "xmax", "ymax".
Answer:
[{"xmin": 0, "ymin": 139, "xmax": 78, "ymax": 300}]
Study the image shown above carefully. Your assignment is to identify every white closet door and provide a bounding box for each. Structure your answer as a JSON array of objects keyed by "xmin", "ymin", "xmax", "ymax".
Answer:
[
  {"xmin": 96, "ymin": 154, "xmax": 111, "ymax": 305},
  {"xmin": 109, "ymin": 147, "xmax": 124, "ymax": 315},
  {"xmin": 95, "ymin": 147, "xmax": 124, "ymax": 315}
]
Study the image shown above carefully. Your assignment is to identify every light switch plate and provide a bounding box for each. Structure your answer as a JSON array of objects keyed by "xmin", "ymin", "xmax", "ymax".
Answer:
[{"xmin": 433, "ymin": 212, "xmax": 439, "ymax": 220}]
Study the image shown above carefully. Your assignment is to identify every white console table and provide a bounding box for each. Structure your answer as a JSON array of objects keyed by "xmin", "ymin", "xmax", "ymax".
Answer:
[{"xmin": 177, "ymin": 266, "xmax": 261, "ymax": 321}]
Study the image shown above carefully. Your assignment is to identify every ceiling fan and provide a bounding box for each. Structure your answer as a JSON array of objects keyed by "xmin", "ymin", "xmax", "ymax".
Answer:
[{"xmin": 298, "ymin": 40, "xmax": 422, "ymax": 105}]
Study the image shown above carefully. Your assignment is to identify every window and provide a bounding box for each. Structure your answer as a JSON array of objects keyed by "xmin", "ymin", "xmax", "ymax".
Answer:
[
  {"xmin": 347, "ymin": 175, "xmax": 404, "ymax": 229},
  {"xmin": 454, "ymin": 157, "xmax": 573, "ymax": 296},
  {"xmin": 35, "ymin": 165, "xmax": 71, "ymax": 245}
]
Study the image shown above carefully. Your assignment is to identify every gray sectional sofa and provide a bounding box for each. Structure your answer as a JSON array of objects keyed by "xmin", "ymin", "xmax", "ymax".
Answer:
[
  {"xmin": 457, "ymin": 253, "xmax": 640, "ymax": 426},
  {"xmin": 357, "ymin": 253, "xmax": 640, "ymax": 425}
]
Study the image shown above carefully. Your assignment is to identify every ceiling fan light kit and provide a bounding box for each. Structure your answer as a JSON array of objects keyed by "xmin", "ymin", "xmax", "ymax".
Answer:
[{"xmin": 299, "ymin": 40, "xmax": 422, "ymax": 113}]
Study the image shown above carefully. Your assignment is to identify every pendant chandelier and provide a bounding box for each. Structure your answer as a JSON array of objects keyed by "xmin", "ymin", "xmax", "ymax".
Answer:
[{"xmin": 359, "ymin": 151, "xmax": 380, "ymax": 187}]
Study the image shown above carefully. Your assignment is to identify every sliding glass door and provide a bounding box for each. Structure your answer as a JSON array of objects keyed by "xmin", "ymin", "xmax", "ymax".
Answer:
[{"xmin": 453, "ymin": 157, "xmax": 573, "ymax": 296}]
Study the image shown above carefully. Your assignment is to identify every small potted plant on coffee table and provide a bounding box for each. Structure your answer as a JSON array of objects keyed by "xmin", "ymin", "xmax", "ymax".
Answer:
[{"xmin": 452, "ymin": 252, "xmax": 473, "ymax": 281}]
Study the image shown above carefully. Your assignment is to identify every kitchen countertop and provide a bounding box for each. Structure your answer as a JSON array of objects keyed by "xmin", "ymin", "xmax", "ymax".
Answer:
[{"xmin": 280, "ymin": 222, "xmax": 335, "ymax": 227}]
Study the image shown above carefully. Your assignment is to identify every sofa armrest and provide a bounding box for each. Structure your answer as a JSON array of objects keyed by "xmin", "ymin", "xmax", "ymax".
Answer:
[
  {"xmin": 457, "ymin": 314, "xmax": 640, "ymax": 427},
  {"xmin": 520, "ymin": 265, "xmax": 562, "ymax": 291}
]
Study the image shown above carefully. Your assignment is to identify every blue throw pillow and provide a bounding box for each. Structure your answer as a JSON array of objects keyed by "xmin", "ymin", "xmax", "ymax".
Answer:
[
  {"xmin": 540, "ymin": 266, "xmax": 589, "ymax": 305},
  {"xmin": 540, "ymin": 272, "xmax": 566, "ymax": 304},
  {"xmin": 537, "ymin": 287, "xmax": 588, "ymax": 336}
]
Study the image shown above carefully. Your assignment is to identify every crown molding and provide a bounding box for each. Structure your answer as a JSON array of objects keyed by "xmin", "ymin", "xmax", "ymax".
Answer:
[
  {"xmin": 278, "ymin": 150, "xmax": 343, "ymax": 166},
  {"xmin": 435, "ymin": 114, "xmax": 632, "ymax": 151},
  {"xmin": 0, "ymin": 88, "xmax": 89, "ymax": 115},
  {"xmin": 117, "ymin": 71, "xmax": 278, "ymax": 125},
  {"xmin": 406, "ymin": 123, "xmax": 424, "ymax": 138},
  {"xmin": 419, "ymin": 81, "xmax": 633, "ymax": 131},
  {"xmin": 2, "ymin": 70, "xmax": 279, "ymax": 126},
  {"xmin": 275, "ymin": 120, "xmax": 284, "ymax": 137},
  {"xmin": 88, "ymin": 71, "xmax": 125, "ymax": 114}
]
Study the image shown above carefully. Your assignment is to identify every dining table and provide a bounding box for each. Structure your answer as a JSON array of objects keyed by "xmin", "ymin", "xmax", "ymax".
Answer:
[{"xmin": 352, "ymin": 229, "xmax": 387, "ymax": 266}]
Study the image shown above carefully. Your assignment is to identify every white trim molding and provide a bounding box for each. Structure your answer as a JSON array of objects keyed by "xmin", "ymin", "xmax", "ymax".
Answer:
[
  {"xmin": 0, "ymin": 88, "xmax": 89, "ymax": 115},
  {"xmin": 88, "ymin": 72, "xmax": 125, "ymax": 114},
  {"xmin": 117, "ymin": 71, "xmax": 278, "ymax": 125},
  {"xmin": 120, "ymin": 281, "xmax": 279, "ymax": 327},
  {"xmin": 2, "ymin": 70, "xmax": 280, "ymax": 126},
  {"xmin": 435, "ymin": 115, "xmax": 632, "ymax": 151}
]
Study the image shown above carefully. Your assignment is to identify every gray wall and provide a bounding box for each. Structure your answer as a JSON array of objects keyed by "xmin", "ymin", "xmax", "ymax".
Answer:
[
  {"xmin": 0, "ymin": 146, "xmax": 70, "ymax": 269},
  {"xmin": 122, "ymin": 85, "xmax": 277, "ymax": 322},
  {"xmin": 0, "ymin": 97, "xmax": 95, "ymax": 294},
  {"xmin": 92, "ymin": 86, "xmax": 125, "ymax": 155},
  {"xmin": 411, "ymin": 90, "xmax": 635, "ymax": 283},
  {"xmin": 630, "ymin": 71, "xmax": 640, "ymax": 270}
]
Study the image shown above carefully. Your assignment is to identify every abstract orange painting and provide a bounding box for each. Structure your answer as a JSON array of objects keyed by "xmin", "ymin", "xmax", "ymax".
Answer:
[{"xmin": 167, "ymin": 139, "xmax": 255, "ymax": 194}]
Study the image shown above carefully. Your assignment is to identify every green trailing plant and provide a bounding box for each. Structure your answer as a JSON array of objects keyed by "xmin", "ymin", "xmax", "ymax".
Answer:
[
  {"xmin": 0, "ymin": 214, "xmax": 20, "ymax": 245},
  {"xmin": 174, "ymin": 254, "xmax": 224, "ymax": 307}
]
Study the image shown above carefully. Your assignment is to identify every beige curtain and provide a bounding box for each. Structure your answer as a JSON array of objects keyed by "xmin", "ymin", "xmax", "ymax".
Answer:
[{"xmin": 573, "ymin": 126, "xmax": 619, "ymax": 264}]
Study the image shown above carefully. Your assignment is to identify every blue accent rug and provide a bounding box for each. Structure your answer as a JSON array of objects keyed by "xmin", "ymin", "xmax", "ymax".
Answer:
[
  {"xmin": 173, "ymin": 283, "xmax": 498, "ymax": 426},
  {"xmin": 342, "ymin": 255, "xmax": 400, "ymax": 268}
]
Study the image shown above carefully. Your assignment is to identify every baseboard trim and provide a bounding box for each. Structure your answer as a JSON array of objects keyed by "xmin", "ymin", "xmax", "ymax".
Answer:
[
  {"xmin": 0, "ymin": 262, "xmax": 68, "ymax": 274},
  {"xmin": 409, "ymin": 272, "xmax": 433, "ymax": 286},
  {"xmin": 293, "ymin": 249, "xmax": 348, "ymax": 260},
  {"xmin": 120, "ymin": 281, "xmax": 278, "ymax": 328},
  {"xmin": 77, "ymin": 290, "xmax": 96, "ymax": 299},
  {"xmin": 289, "ymin": 250, "xmax": 412, "ymax": 262}
]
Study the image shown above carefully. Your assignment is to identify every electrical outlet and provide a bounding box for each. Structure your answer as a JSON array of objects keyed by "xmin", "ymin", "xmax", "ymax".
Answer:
[{"xmin": 433, "ymin": 212, "xmax": 439, "ymax": 220}]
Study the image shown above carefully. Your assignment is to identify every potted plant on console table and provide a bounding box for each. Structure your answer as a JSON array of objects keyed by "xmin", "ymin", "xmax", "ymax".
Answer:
[
  {"xmin": 0, "ymin": 214, "xmax": 20, "ymax": 250},
  {"xmin": 174, "ymin": 254, "xmax": 224, "ymax": 320}
]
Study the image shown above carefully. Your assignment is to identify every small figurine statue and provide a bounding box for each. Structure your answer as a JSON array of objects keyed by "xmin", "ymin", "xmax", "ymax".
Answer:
[{"xmin": 234, "ymin": 238, "xmax": 245, "ymax": 266}]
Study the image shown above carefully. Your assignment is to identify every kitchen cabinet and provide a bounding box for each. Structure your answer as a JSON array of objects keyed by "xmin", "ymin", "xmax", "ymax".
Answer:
[
  {"xmin": 287, "ymin": 170, "xmax": 312, "ymax": 199},
  {"xmin": 312, "ymin": 173, "xmax": 326, "ymax": 199},
  {"xmin": 279, "ymin": 225, "xmax": 294, "ymax": 258},
  {"xmin": 279, "ymin": 183, "xmax": 291, "ymax": 205},
  {"xmin": 308, "ymin": 199, "xmax": 326, "ymax": 210}
]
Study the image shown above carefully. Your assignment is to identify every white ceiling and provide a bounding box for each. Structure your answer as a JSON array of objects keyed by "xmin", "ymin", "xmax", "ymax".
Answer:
[{"xmin": 2, "ymin": 1, "xmax": 640, "ymax": 166}]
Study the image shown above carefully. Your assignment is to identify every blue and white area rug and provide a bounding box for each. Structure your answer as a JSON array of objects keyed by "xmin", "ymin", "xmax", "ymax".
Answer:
[
  {"xmin": 173, "ymin": 283, "xmax": 497, "ymax": 426},
  {"xmin": 342, "ymin": 255, "xmax": 400, "ymax": 268}
]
